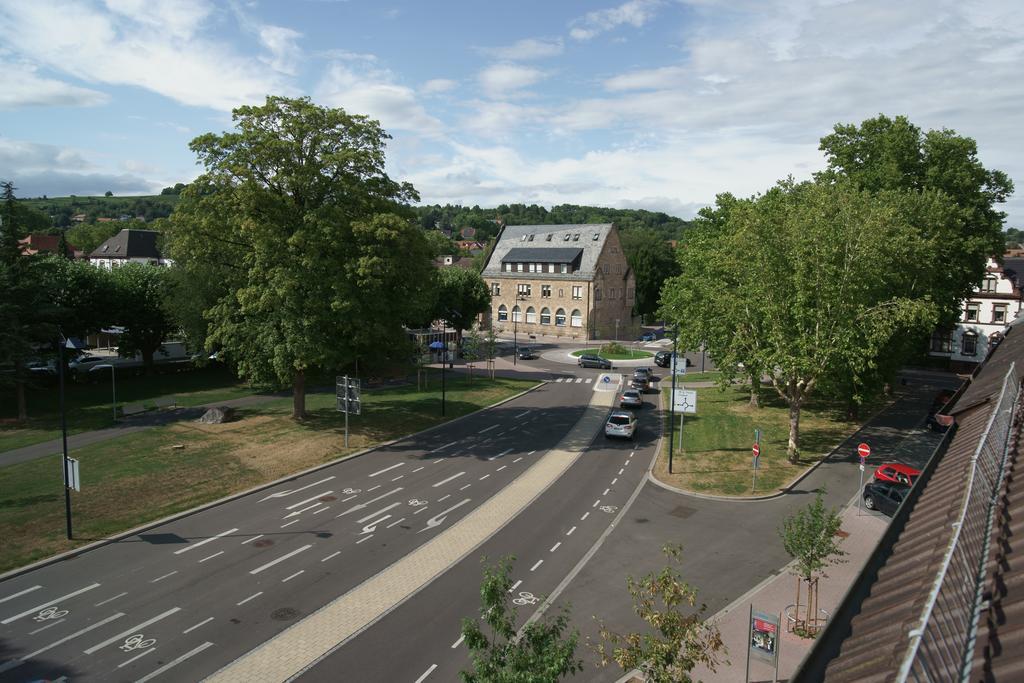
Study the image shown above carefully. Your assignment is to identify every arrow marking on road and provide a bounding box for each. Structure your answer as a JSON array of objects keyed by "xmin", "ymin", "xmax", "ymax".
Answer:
[
  {"xmin": 361, "ymin": 516, "xmax": 391, "ymax": 534},
  {"xmin": 259, "ymin": 476, "xmax": 335, "ymax": 501},
  {"xmin": 285, "ymin": 491, "xmax": 333, "ymax": 511},
  {"xmin": 284, "ymin": 502, "xmax": 324, "ymax": 518},
  {"xmin": 335, "ymin": 487, "xmax": 403, "ymax": 517},
  {"xmin": 356, "ymin": 502, "xmax": 401, "ymax": 524},
  {"xmin": 418, "ymin": 498, "xmax": 471, "ymax": 533}
]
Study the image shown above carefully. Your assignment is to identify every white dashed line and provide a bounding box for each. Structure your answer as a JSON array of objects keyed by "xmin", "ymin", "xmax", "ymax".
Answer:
[
  {"xmin": 432, "ymin": 472, "xmax": 465, "ymax": 488},
  {"xmin": 618, "ymin": 468, "xmax": 624, "ymax": 475},
  {"xmin": 94, "ymin": 591, "xmax": 127, "ymax": 607},
  {"xmin": 386, "ymin": 517, "xmax": 406, "ymax": 528},
  {"xmin": 415, "ymin": 664, "xmax": 438, "ymax": 683},
  {"xmin": 241, "ymin": 534, "xmax": 263, "ymax": 545},
  {"xmin": 611, "ymin": 478, "xmax": 618, "ymax": 485},
  {"xmin": 392, "ymin": 475, "xmax": 404, "ymax": 481},
  {"xmin": 514, "ymin": 410, "xmax": 530, "ymax": 418},
  {"xmin": 488, "ymin": 448, "xmax": 514, "ymax": 461},
  {"xmin": 479, "ymin": 474, "xmax": 490, "ymax": 481},
  {"xmin": 182, "ymin": 617, "xmax": 214, "ymax": 634},
  {"xmin": 356, "ymin": 535, "xmax": 373, "ymax": 544},
  {"xmin": 603, "ymin": 488, "xmax": 610, "ymax": 496},
  {"xmin": 198, "ymin": 551, "xmax": 224, "ymax": 563},
  {"xmin": 451, "ymin": 634, "xmax": 465, "ymax": 648},
  {"xmin": 282, "ymin": 570, "xmax": 304, "ymax": 583},
  {"xmin": 150, "ymin": 571, "xmax": 177, "ymax": 584},
  {"xmin": 249, "ymin": 545, "xmax": 312, "ymax": 575},
  {"xmin": 369, "ymin": 463, "xmax": 403, "ymax": 478},
  {"xmin": 321, "ymin": 551, "xmax": 341, "ymax": 562},
  {"xmin": 496, "ymin": 465, "xmax": 507, "ymax": 471},
  {"xmin": 479, "ymin": 424, "xmax": 499, "ymax": 434},
  {"xmin": 29, "ymin": 619, "xmax": 65, "ymax": 635},
  {"xmin": 460, "ymin": 484, "xmax": 472, "ymax": 491},
  {"xmin": 118, "ymin": 647, "xmax": 156, "ymax": 668},
  {"xmin": 0, "ymin": 586, "xmax": 40, "ymax": 605},
  {"xmin": 566, "ymin": 526, "xmax": 576, "ymax": 536},
  {"xmin": 593, "ymin": 499, "xmax": 601, "ymax": 507},
  {"xmin": 530, "ymin": 560, "xmax": 544, "ymax": 572},
  {"xmin": 173, "ymin": 527, "xmax": 239, "ymax": 555},
  {"xmin": 342, "ymin": 494, "xmax": 358, "ymax": 502},
  {"xmin": 429, "ymin": 441, "xmax": 456, "ymax": 453},
  {"xmin": 413, "ymin": 466, "xmax": 425, "ymax": 473},
  {"xmin": 280, "ymin": 519, "xmax": 300, "ymax": 528},
  {"xmin": 513, "ymin": 457, "xmax": 524, "ymax": 463},
  {"xmin": 286, "ymin": 493, "xmax": 331, "ymax": 511},
  {"xmin": 509, "ymin": 580, "xmax": 523, "ymax": 592},
  {"xmin": 367, "ymin": 485, "xmax": 381, "ymax": 492},
  {"xmin": 134, "ymin": 642, "xmax": 214, "ymax": 683},
  {"xmin": 437, "ymin": 494, "xmax": 451, "ymax": 502},
  {"xmin": 313, "ymin": 505, "xmax": 329, "ymax": 515},
  {"xmin": 581, "ymin": 512, "xmax": 590, "ymax": 521},
  {"xmin": 83, "ymin": 607, "xmax": 181, "ymax": 654},
  {"xmin": 550, "ymin": 542, "xmax": 561, "ymax": 552},
  {"xmin": 527, "ymin": 450, "xmax": 536, "ymax": 455},
  {"xmin": 258, "ymin": 476, "xmax": 334, "ymax": 502},
  {"xmin": 414, "ymin": 506, "xmax": 429, "ymax": 515}
]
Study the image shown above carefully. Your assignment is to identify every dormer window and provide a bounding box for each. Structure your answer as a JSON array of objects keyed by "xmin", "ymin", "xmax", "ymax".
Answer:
[
  {"xmin": 528, "ymin": 234, "xmax": 534, "ymax": 242},
  {"xmin": 592, "ymin": 233, "xmax": 599, "ymax": 240},
  {"xmin": 521, "ymin": 235, "xmax": 528, "ymax": 241},
  {"xmin": 572, "ymin": 233, "xmax": 580, "ymax": 241},
  {"xmin": 546, "ymin": 234, "xmax": 553, "ymax": 241},
  {"xmin": 564, "ymin": 234, "xmax": 571, "ymax": 241}
]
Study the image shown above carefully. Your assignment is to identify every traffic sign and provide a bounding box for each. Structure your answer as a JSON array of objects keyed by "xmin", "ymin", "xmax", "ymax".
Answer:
[
  {"xmin": 752, "ymin": 443, "xmax": 760, "ymax": 458},
  {"xmin": 673, "ymin": 388, "xmax": 697, "ymax": 413},
  {"xmin": 857, "ymin": 442, "xmax": 870, "ymax": 463}
]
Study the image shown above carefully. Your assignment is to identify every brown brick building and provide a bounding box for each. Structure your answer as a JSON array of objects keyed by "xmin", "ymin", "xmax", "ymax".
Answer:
[{"xmin": 481, "ymin": 223, "xmax": 636, "ymax": 340}]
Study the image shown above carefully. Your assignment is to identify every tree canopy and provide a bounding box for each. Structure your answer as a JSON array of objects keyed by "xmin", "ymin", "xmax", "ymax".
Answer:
[
  {"xmin": 167, "ymin": 96, "xmax": 434, "ymax": 418},
  {"xmin": 109, "ymin": 263, "xmax": 175, "ymax": 374},
  {"xmin": 620, "ymin": 227, "xmax": 679, "ymax": 321}
]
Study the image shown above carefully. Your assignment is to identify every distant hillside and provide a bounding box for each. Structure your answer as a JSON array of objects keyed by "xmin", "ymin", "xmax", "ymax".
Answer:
[{"xmin": 21, "ymin": 194, "xmax": 179, "ymax": 228}]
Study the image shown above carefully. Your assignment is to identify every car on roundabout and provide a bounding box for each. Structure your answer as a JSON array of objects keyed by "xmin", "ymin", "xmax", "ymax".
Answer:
[
  {"xmin": 578, "ymin": 354, "xmax": 613, "ymax": 370},
  {"xmin": 619, "ymin": 389, "xmax": 643, "ymax": 409},
  {"xmin": 862, "ymin": 481, "xmax": 908, "ymax": 516},
  {"xmin": 517, "ymin": 346, "xmax": 536, "ymax": 360},
  {"xmin": 654, "ymin": 351, "xmax": 675, "ymax": 368},
  {"xmin": 605, "ymin": 410, "xmax": 638, "ymax": 439},
  {"xmin": 639, "ymin": 331, "xmax": 657, "ymax": 342}
]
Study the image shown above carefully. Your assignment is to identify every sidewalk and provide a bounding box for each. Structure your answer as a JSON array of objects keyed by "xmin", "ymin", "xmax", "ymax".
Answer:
[{"xmin": 690, "ymin": 502, "xmax": 889, "ymax": 682}]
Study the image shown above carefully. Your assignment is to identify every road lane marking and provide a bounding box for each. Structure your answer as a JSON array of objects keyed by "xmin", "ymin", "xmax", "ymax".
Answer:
[
  {"xmin": 342, "ymin": 494, "xmax": 358, "ymax": 502},
  {"xmin": 488, "ymin": 448, "xmax": 514, "ymax": 461},
  {"xmin": 580, "ymin": 512, "xmax": 590, "ymax": 521},
  {"xmin": 0, "ymin": 586, "xmax": 41, "ymax": 604},
  {"xmin": 280, "ymin": 520, "xmax": 300, "ymax": 528},
  {"xmin": 150, "ymin": 571, "xmax": 177, "ymax": 583},
  {"xmin": 419, "ymin": 498, "xmax": 472, "ymax": 533},
  {"xmin": 174, "ymin": 528, "xmax": 239, "ymax": 555},
  {"xmin": 321, "ymin": 551, "xmax": 342, "ymax": 562},
  {"xmin": 313, "ymin": 506, "xmax": 330, "ymax": 515},
  {"xmin": 83, "ymin": 607, "xmax": 181, "ymax": 654},
  {"xmin": 286, "ymin": 492, "xmax": 333, "ymax": 511},
  {"xmin": 585, "ymin": 378, "xmax": 593, "ymax": 383},
  {"xmin": 414, "ymin": 506, "xmax": 429, "ymax": 515},
  {"xmin": 514, "ymin": 410, "xmax": 530, "ymax": 418},
  {"xmin": 241, "ymin": 534, "xmax": 263, "ymax": 545},
  {"xmin": 29, "ymin": 619, "xmax": 65, "ymax": 635},
  {"xmin": 183, "ymin": 617, "xmax": 214, "ymax": 634},
  {"xmin": 479, "ymin": 424, "xmax": 499, "ymax": 434},
  {"xmin": 432, "ymin": 471, "xmax": 465, "ymax": 488},
  {"xmin": 429, "ymin": 441, "xmax": 456, "ymax": 453},
  {"xmin": 437, "ymin": 494, "xmax": 451, "ymax": 502},
  {"xmin": 355, "ymin": 502, "xmax": 401, "ymax": 523},
  {"xmin": 566, "ymin": 526, "xmax": 576, "ymax": 536},
  {"xmin": 603, "ymin": 488, "xmax": 610, "ymax": 495},
  {"xmin": 118, "ymin": 647, "xmax": 155, "ymax": 668},
  {"xmin": 135, "ymin": 641, "xmax": 215, "ymax": 683},
  {"xmin": 528, "ymin": 450, "xmax": 536, "ymax": 455},
  {"xmin": 369, "ymin": 463, "xmax": 403, "ymax": 478},
  {"xmin": 618, "ymin": 468, "xmax": 624, "ymax": 475},
  {"xmin": 530, "ymin": 560, "xmax": 543, "ymax": 571},
  {"xmin": 282, "ymin": 571, "xmax": 304, "ymax": 583},
  {"xmin": 249, "ymin": 545, "xmax": 312, "ymax": 575},
  {"xmin": 391, "ymin": 475, "xmax": 404, "ymax": 481},
  {"xmin": 550, "ymin": 542, "xmax": 561, "ymax": 552},
  {"xmin": 509, "ymin": 580, "xmax": 523, "ymax": 592},
  {"xmin": 366, "ymin": 485, "xmax": 381, "ymax": 492},
  {"xmin": 199, "ymin": 551, "xmax": 224, "ymax": 563},
  {"xmin": 451, "ymin": 634, "xmax": 465, "ymax": 648},
  {"xmin": 513, "ymin": 457, "xmax": 523, "ymax": 463},
  {"xmin": 630, "ymin": 450, "xmax": 635, "ymax": 457},
  {"xmin": 459, "ymin": 484, "xmax": 472, "ymax": 490},
  {"xmin": 356, "ymin": 535, "xmax": 373, "ymax": 544},
  {"xmin": 611, "ymin": 478, "xmax": 618, "ymax": 485},
  {"xmin": 2, "ymin": 584, "xmax": 101, "ymax": 624},
  {"xmin": 433, "ymin": 457, "xmax": 446, "ymax": 464},
  {"xmin": 593, "ymin": 499, "xmax": 601, "ymax": 507},
  {"xmin": 336, "ymin": 487, "xmax": 403, "ymax": 517},
  {"xmin": 259, "ymin": 476, "xmax": 335, "ymax": 502},
  {"xmin": 575, "ymin": 378, "xmax": 583, "ymax": 383},
  {"xmin": 496, "ymin": 465, "xmax": 507, "ymax": 472},
  {"xmin": 95, "ymin": 592, "xmax": 128, "ymax": 607},
  {"xmin": 412, "ymin": 466, "xmax": 425, "ymax": 473},
  {"xmin": 285, "ymin": 502, "xmax": 323, "ymax": 517},
  {"xmin": 361, "ymin": 516, "xmax": 391, "ymax": 533},
  {"xmin": 385, "ymin": 518, "xmax": 406, "ymax": 529},
  {"xmin": 479, "ymin": 474, "xmax": 490, "ymax": 480},
  {"xmin": 237, "ymin": 592, "xmax": 263, "ymax": 605},
  {"xmin": 0, "ymin": 613, "xmax": 124, "ymax": 674},
  {"xmin": 415, "ymin": 664, "xmax": 437, "ymax": 683}
]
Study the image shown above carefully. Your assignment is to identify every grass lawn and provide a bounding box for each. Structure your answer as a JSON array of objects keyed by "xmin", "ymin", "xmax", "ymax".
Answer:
[
  {"xmin": 0, "ymin": 367, "xmax": 258, "ymax": 454},
  {"xmin": 0, "ymin": 371, "xmax": 537, "ymax": 573},
  {"xmin": 654, "ymin": 384, "xmax": 883, "ymax": 497},
  {"xmin": 570, "ymin": 347, "xmax": 653, "ymax": 360},
  {"xmin": 673, "ymin": 371, "xmax": 723, "ymax": 383}
]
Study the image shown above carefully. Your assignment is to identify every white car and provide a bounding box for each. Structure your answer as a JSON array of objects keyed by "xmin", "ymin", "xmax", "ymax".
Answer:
[{"xmin": 605, "ymin": 410, "xmax": 638, "ymax": 439}]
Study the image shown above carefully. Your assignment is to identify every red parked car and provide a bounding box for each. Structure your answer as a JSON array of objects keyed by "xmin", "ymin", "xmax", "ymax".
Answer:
[{"xmin": 874, "ymin": 463, "xmax": 920, "ymax": 487}]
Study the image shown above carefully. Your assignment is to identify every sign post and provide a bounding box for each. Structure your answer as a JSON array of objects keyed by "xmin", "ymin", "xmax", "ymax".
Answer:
[
  {"xmin": 857, "ymin": 442, "xmax": 870, "ymax": 515},
  {"xmin": 336, "ymin": 376, "xmax": 362, "ymax": 447},
  {"xmin": 672, "ymin": 388, "xmax": 697, "ymax": 452},
  {"xmin": 746, "ymin": 606, "xmax": 781, "ymax": 682},
  {"xmin": 752, "ymin": 441, "xmax": 761, "ymax": 493}
]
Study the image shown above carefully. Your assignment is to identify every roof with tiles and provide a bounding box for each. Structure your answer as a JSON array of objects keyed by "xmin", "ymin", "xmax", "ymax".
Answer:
[
  {"xmin": 481, "ymin": 224, "xmax": 615, "ymax": 281},
  {"xmin": 804, "ymin": 318, "xmax": 1024, "ymax": 682},
  {"xmin": 88, "ymin": 229, "xmax": 163, "ymax": 260}
]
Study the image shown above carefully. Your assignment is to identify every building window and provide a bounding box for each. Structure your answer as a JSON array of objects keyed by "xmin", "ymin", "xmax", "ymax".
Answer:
[
  {"xmin": 540, "ymin": 307, "xmax": 551, "ymax": 324},
  {"xmin": 517, "ymin": 283, "xmax": 531, "ymax": 297},
  {"xmin": 626, "ymin": 288, "xmax": 634, "ymax": 300},
  {"xmin": 529, "ymin": 263, "xmax": 536, "ymax": 273},
  {"xmin": 560, "ymin": 264, "xmax": 568, "ymax": 274},
  {"xmin": 558, "ymin": 289, "xmax": 563, "ymax": 297},
  {"xmin": 511, "ymin": 305, "xmax": 521, "ymax": 322},
  {"xmin": 555, "ymin": 308, "xmax": 567, "ymax": 326},
  {"xmin": 962, "ymin": 332, "xmax": 978, "ymax": 357},
  {"xmin": 930, "ymin": 329, "xmax": 952, "ymax": 353},
  {"xmin": 545, "ymin": 234, "xmax": 553, "ymax": 242},
  {"xmin": 572, "ymin": 233, "xmax": 580, "ymax": 241},
  {"xmin": 981, "ymin": 276, "xmax": 998, "ymax": 293},
  {"xmin": 541, "ymin": 285, "xmax": 551, "ymax": 298},
  {"xmin": 993, "ymin": 304, "xmax": 1008, "ymax": 323},
  {"xmin": 965, "ymin": 302, "xmax": 980, "ymax": 322},
  {"xmin": 526, "ymin": 307, "xmax": 537, "ymax": 323},
  {"xmin": 570, "ymin": 309, "xmax": 582, "ymax": 327},
  {"xmin": 491, "ymin": 282, "xmax": 501, "ymax": 296},
  {"xmin": 497, "ymin": 305, "xmax": 508, "ymax": 322},
  {"xmin": 595, "ymin": 289, "xmax": 602, "ymax": 301},
  {"xmin": 517, "ymin": 263, "xmax": 524, "ymax": 272},
  {"xmin": 572, "ymin": 286, "xmax": 582, "ymax": 300}
]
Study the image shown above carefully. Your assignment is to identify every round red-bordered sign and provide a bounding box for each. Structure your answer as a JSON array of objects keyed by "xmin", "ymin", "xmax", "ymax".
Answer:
[
  {"xmin": 857, "ymin": 442, "xmax": 870, "ymax": 460},
  {"xmin": 752, "ymin": 443, "xmax": 760, "ymax": 458}
]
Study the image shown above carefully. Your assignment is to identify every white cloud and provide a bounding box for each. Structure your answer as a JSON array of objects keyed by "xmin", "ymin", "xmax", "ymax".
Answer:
[
  {"xmin": 0, "ymin": 139, "xmax": 92, "ymax": 172},
  {"xmin": 478, "ymin": 64, "xmax": 546, "ymax": 99},
  {"xmin": 569, "ymin": 0, "xmax": 662, "ymax": 41},
  {"xmin": 603, "ymin": 65, "xmax": 688, "ymax": 91},
  {"xmin": 0, "ymin": 0, "xmax": 293, "ymax": 111},
  {"xmin": 479, "ymin": 37, "xmax": 563, "ymax": 61},
  {"xmin": 0, "ymin": 60, "xmax": 108, "ymax": 109},
  {"xmin": 317, "ymin": 62, "xmax": 445, "ymax": 137},
  {"xmin": 420, "ymin": 78, "xmax": 457, "ymax": 95},
  {"xmin": 258, "ymin": 25, "xmax": 303, "ymax": 75}
]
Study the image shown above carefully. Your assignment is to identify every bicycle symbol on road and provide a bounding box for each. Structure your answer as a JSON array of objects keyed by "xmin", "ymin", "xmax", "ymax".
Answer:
[
  {"xmin": 512, "ymin": 591, "xmax": 540, "ymax": 606},
  {"xmin": 120, "ymin": 634, "xmax": 156, "ymax": 652},
  {"xmin": 599, "ymin": 505, "xmax": 618, "ymax": 514},
  {"xmin": 407, "ymin": 499, "xmax": 428, "ymax": 507},
  {"xmin": 33, "ymin": 606, "xmax": 68, "ymax": 622},
  {"xmin": 341, "ymin": 488, "xmax": 361, "ymax": 495}
]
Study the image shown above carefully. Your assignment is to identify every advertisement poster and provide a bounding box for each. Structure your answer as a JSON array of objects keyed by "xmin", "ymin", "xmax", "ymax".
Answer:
[{"xmin": 750, "ymin": 610, "xmax": 779, "ymax": 663}]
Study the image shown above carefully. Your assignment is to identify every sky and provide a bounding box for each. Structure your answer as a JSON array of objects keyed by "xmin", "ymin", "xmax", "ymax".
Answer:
[{"xmin": 0, "ymin": 0, "xmax": 1021, "ymax": 226}]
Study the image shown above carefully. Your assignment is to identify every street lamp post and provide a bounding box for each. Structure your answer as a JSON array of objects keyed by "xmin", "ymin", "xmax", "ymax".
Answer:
[
  {"xmin": 668, "ymin": 326, "xmax": 678, "ymax": 474},
  {"xmin": 57, "ymin": 334, "xmax": 73, "ymax": 539},
  {"xmin": 512, "ymin": 293, "xmax": 526, "ymax": 366},
  {"xmin": 95, "ymin": 364, "xmax": 117, "ymax": 422}
]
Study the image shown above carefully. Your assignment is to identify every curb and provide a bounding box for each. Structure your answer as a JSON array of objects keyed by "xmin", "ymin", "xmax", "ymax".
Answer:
[{"xmin": 0, "ymin": 381, "xmax": 547, "ymax": 583}]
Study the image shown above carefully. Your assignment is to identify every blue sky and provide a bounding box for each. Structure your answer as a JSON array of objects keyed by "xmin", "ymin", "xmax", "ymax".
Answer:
[{"xmin": 1, "ymin": 0, "xmax": 1021, "ymax": 226}]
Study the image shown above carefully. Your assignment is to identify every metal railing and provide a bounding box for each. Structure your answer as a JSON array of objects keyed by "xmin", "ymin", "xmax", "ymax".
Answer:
[{"xmin": 897, "ymin": 362, "xmax": 1020, "ymax": 682}]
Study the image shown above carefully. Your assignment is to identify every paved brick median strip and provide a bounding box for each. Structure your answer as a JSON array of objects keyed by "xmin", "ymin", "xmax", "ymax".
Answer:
[{"xmin": 206, "ymin": 386, "xmax": 616, "ymax": 682}]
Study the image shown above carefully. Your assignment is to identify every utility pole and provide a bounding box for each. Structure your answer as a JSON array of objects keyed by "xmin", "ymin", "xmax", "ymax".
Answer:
[
  {"xmin": 668, "ymin": 326, "xmax": 678, "ymax": 474},
  {"xmin": 58, "ymin": 334, "xmax": 73, "ymax": 539}
]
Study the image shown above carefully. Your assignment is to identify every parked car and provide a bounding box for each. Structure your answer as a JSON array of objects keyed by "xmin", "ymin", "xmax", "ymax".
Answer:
[
  {"xmin": 874, "ymin": 463, "xmax": 920, "ymax": 487},
  {"xmin": 926, "ymin": 389, "xmax": 955, "ymax": 432},
  {"xmin": 863, "ymin": 481, "xmax": 909, "ymax": 516},
  {"xmin": 639, "ymin": 331, "xmax": 657, "ymax": 342},
  {"xmin": 605, "ymin": 410, "xmax": 638, "ymax": 439},
  {"xmin": 26, "ymin": 359, "xmax": 57, "ymax": 376},
  {"xmin": 619, "ymin": 389, "xmax": 643, "ymax": 408},
  {"xmin": 517, "ymin": 346, "xmax": 536, "ymax": 360},
  {"xmin": 578, "ymin": 354, "xmax": 613, "ymax": 369}
]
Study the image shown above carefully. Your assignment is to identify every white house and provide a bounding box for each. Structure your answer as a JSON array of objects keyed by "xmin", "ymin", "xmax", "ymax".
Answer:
[
  {"xmin": 88, "ymin": 229, "xmax": 171, "ymax": 269},
  {"xmin": 929, "ymin": 256, "xmax": 1024, "ymax": 367}
]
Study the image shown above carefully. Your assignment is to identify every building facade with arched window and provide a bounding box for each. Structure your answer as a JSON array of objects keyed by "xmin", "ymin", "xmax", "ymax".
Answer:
[{"xmin": 481, "ymin": 223, "xmax": 637, "ymax": 340}]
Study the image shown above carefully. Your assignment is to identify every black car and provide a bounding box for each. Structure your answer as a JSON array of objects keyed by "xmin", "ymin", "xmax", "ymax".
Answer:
[
  {"xmin": 578, "ymin": 354, "xmax": 612, "ymax": 369},
  {"xmin": 654, "ymin": 351, "xmax": 673, "ymax": 368},
  {"xmin": 863, "ymin": 481, "xmax": 909, "ymax": 516},
  {"xmin": 631, "ymin": 376, "xmax": 651, "ymax": 392},
  {"xmin": 517, "ymin": 346, "xmax": 536, "ymax": 360}
]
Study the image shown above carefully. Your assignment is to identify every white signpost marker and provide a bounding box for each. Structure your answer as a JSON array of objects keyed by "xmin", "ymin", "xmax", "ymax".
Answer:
[{"xmin": 672, "ymin": 388, "xmax": 697, "ymax": 448}]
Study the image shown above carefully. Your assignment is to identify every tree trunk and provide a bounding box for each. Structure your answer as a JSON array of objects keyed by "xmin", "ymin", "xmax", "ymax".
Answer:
[
  {"xmin": 794, "ymin": 576, "xmax": 801, "ymax": 632},
  {"xmin": 292, "ymin": 369, "xmax": 307, "ymax": 420},
  {"xmin": 787, "ymin": 393, "xmax": 801, "ymax": 464},
  {"xmin": 16, "ymin": 379, "xmax": 27, "ymax": 421},
  {"xmin": 142, "ymin": 349, "xmax": 155, "ymax": 376},
  {"xmin": 749, "ymin": 372, "xmax": 761, "ymax": 408}
]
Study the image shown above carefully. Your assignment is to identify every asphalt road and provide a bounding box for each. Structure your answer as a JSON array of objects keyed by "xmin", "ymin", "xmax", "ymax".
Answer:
[{"xmin": 0, "ymin": 372, "xmax": 596, "ymax": 682}]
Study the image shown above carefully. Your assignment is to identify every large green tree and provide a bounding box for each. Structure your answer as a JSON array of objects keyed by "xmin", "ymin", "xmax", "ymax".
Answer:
[
  {"xmin": 620, "ymin": 227, "xmax": 680, "ymax": 322},
  {"xmin": 662, "ymin": 179, "xmax": 951, "ymax": 461},
  {"xmin": 433, "ymin": 267, "xmax": 491, "ymax": 347},
  {"xmin": 167, "ymin": 96, "xmax": 433, "ymax": 418},
  {"xmin": 109, "ymin": 263, "xmax": 175, "ymax": 374}
]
